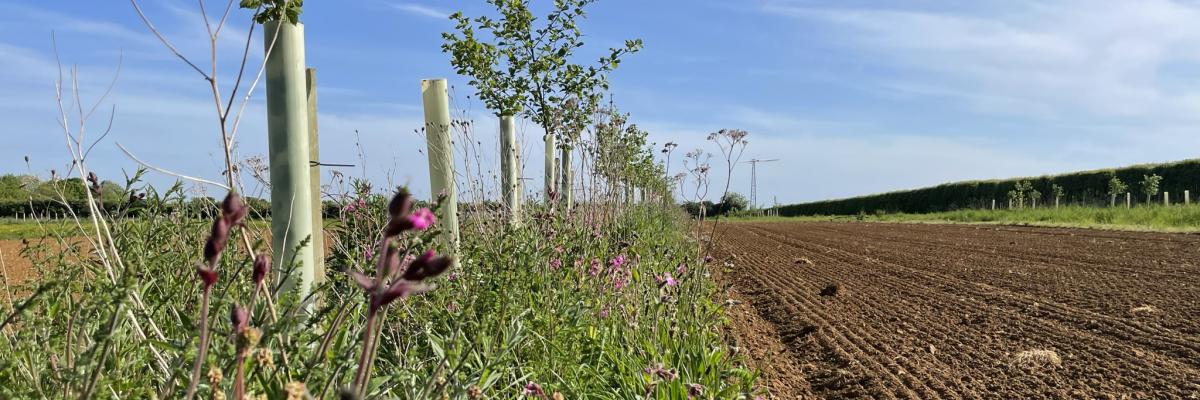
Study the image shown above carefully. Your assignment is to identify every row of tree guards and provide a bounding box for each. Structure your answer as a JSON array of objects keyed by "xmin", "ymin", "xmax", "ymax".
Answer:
[
  {"xmin": 989, "ymin": 190, "xmax": 1195, "ymax": 210},
  {"xmin": 262, "ymin": 20, "xmax": 593, "ymax": 299}
]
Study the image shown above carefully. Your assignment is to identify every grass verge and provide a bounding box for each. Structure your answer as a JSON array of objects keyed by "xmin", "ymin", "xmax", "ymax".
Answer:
[{"xmin": 730, "ymin": 205, "xmax": 1200, "ymax": 233}]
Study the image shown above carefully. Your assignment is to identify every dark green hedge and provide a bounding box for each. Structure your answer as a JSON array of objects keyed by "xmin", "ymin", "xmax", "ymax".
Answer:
[{"xmin": 776, "ymin": 158, "xmax": 1200, "ymax": 216}]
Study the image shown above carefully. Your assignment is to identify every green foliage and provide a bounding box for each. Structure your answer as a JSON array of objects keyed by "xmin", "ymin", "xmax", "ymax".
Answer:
[
  {"xmin": 0, "ymin": 183, "xmax": 754, "ymax": 397},
  {"xmin": 442, "ymin": 0, "xmax": 643, "ymax": 145},
  {"xmin": 1140, "ymin": 174, "xmax": 1163, "ymax": 203},
  {"xmin": 777, "ymin": 158, "xmax": 1200, "ymax": 216},
  {"xmin": 1108, "ymin": 174, "xmax": 1128, "ymax": 197},
  {"xmin": 239, "ymin": 0, "xmax": 303, "ymax": 24},
  {"xmin": 1051, "ymin": 184, "xmax": 1065, "ymax": 200},
  {"xmin": 681, "ymin": 192, "xmax": 749, "ymax": 217}
]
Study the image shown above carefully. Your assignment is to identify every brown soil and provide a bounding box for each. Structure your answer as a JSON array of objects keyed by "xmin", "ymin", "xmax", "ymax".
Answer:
[{"xmin": 715, "ymin": 221, "xmax": 1200, "ymax": 399}]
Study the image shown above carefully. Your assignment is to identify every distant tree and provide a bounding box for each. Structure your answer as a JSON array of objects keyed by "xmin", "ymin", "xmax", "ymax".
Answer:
[
  {"xmin": 1140, "ymin": 174, "xmax": 1163, "ymax": 205},
  {"xmin": 1013, "ymin": 180, "xmax": 1032, "ymax": 209},
  {"xmin": 717, "ymin": 192, "xmax": 749, "ymax": 215},
  {"xmin": 1107, "ymin": 174, "xmax": 1127, "ymax": 207},
  {"xmin": 1006, "ymin": 190, "xmax": 1018, "ymax": 209},
  {"xmin": 1029, "ymin": 189, "xmax": 1042, "ymax": 209},
  {"xmin": 1050, "ymin": 184, "xmax": 1065, "ymax": 208}
]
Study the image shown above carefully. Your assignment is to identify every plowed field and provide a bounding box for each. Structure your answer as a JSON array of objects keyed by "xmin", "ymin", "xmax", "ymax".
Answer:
[{"xmin": 717, "ymin": 222, "xmax": 1200, "ymax": 399}]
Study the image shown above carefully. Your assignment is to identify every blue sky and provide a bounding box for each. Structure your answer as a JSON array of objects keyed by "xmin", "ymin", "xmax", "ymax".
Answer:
[{"xmin": 4, "ymin": 1, "xmax": 1200, "ymax": 205}]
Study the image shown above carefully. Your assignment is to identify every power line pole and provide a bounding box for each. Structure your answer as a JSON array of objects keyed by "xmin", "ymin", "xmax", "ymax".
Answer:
[{"xmin": 742, "ymin": 158, "xmax": 779, "ymax": 209}]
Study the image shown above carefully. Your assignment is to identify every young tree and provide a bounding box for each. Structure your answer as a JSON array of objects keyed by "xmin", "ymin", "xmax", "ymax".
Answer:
[
  {"xmin": 1140, "ymin": 174, "xmax": 1163, "ymax": 205},
  {"xmin": 1013, "ymin": 180, "xmax": 1032, "ymax": 209},
  {"xmin": 1108, "ymin": 174, "xmax": 1127, "ymax": 207},
  {"xmin": 1006, "ymin": 190, "xmax": 1018, "ymax": 209},
  {"xmin": 442, "ymin": 0, "xmax": 642, "ymax": 203},
  {"xmin": 1050, "ymin": 184, "xmax": 1065, "ymax": 208},
  {"xmin": 1029, "ymin": 189, "xmax": 1042, "ymax": 209}
]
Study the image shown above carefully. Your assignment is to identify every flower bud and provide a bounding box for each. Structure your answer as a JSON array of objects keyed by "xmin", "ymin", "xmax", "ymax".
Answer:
[{"xmin": 252, "ymin": 253, "xmax": 270, "ymax": 286}]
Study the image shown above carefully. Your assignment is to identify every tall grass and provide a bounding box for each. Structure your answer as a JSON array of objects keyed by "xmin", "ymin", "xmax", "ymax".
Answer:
[
  {"xmin": 0, "ymin": 177, "xmax": 756, "ymax": 398},
  {"xmin": 735, "ymin": 205, "xmax": 1200, "ymax": 232}
]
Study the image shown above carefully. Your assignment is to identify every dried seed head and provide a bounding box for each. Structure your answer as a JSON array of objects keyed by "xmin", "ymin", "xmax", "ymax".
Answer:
[
  {"xmin": 255, "ymin": 348, "xmax": 274, "ymax": 369},
  {"xmin": 240, "ymin": 327, "xmax": 262, "ymax": 349},
  {"xmin": 207, "ymin": 365, "xmax": 223, "ymax": 386},
  {"xmin": 284, "ymin": 381, "xmax": 308, "ymax": 400}
]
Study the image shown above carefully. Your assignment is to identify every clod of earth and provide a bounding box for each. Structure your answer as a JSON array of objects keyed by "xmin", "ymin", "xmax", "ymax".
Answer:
[
  {"xmin": 1012, "ymin": 349, "xmax": 1062, "ymax": 370},
  {"xmin": 819, "ymin": 284, "xmax": 838, "ymax": 297}
]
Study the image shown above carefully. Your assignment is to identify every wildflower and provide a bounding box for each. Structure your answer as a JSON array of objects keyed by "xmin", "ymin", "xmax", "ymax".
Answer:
[
  {"xmin": 382, "ymin": 188, "xmax": 416, "ymax": 236},
  {"xmin": 549, "ymin": 258, "xmax": 562, "ymax": 270},
  {"xmin": 230, "ymin": 305, "xmax": 249, "ymax": 333},
  {"xmin": 599, "ymin": 307, "xmax": 610, "ymax": 318},
  {"xmin": 644, "ymin": 363, "xmax": 678, "ymax": 381},
  {"xmin": 252, "ymin": 253, "xmax": 270, "ymax": 286},
  {"xmin": 446, "ymin": 272, "xmax": 458, "ymax": 281},
  {"xmin": 195, "ymin": 264, "xmax": 218, "ymax": 288},
  {"xmin": 655, "ymin": 273, "xmax": 678, "ymax": 287},
  {"xmin": 523, "ymin": 382, "xmax": 545, "ymax": 398},
  {"xmin": 352, "ymin": 249, "xmax": 452, "ymax": 312},
  {"xmin": 611, "ymin": 255, "xmax": 626, "ymax": 269},
  {"xmin": 284, "ymin": 381, "xmax": 308, "ymax": 400},
  {"xmin": 467, "ymin": 386, "xmax": 482, "ymax": 399},
  {"xmin": 588, "ymin": 259, "xmax": 601, "ymax": 277},
  {"xmin": 687, "ymin": 383, "xmax": 704, "ymax": 398},
  {"xmin": 703, "ymin": 255, "xmax": 714, "ymax": 264},
  {"xmin": 202, "ymin": 192, "xmax": 249, "ymax": 270},
  {"xmin": 363, "ymin": 246, "xmax": 376, "ymax": 261},
  {"xmin": 407, "ymin": 207, "xmax": 436, "ymax": 231},
  {"xmin": 676, "ymin": 263, "xmax": 688, "ymax": 275}
]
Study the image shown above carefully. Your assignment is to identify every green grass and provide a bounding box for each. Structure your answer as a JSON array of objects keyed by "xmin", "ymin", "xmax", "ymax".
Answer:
[
  {"xmin": 0, "ymin": 219, "xmax": 87, "ymax": 240},
  {"xmin": 730, "ymin": 205, "xmax": 1200, "ymax": 232}
]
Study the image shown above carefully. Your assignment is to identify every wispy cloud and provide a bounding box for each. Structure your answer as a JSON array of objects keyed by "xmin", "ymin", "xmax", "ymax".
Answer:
[
  {"xmin": 763, "ymin": 0, "xmax": 1200, "ymax": 122},
  {"xmin": 386, "ymin": 2, "xmax": 449, "ymax": 19}
]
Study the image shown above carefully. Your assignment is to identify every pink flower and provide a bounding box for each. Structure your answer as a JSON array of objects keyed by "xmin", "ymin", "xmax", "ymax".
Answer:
[
  {"xmin": 588, "ymin": 259, "xmax": 601, "ymax": 277},
  {"xmin": 676, "ymin": 263, "xmax": 687, "ymax": 275},
  {"xmin": 703, "ymin": 255, "xmax": 714, "ymax": 263},
  {"xmin": 523, "ymin": 381, "xmax": 545, "ymax": 397},
  {"xmin": 549, "ymin": 259, "xmax": 562, "ymax": 270},
  {"xmin": 610, "ymin": 255, "xmax": 626, "ymax": 269},
  {"xmin": 599, "ymin": 307, "xmax": 610, "ymax": 318},
  {"xmin": 406, "ymin": 208, "xmax": 436, "ymax": 231},
  {"xmin": 446, "ymin": 272, "xmax": 458, "ymax": 281},
  {"xmin": 655, "ymin": 273, "xmax": 678, "ymax": 287}
]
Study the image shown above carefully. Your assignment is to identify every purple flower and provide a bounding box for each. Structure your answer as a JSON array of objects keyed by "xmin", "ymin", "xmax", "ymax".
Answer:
[
  {"xmin": 523, "ymin": 381, "xmax": 545, "ymax": 397},
  {"xmin": 406, "ymin": 208, "xmax": 436, "ymax": 231},
  {"xmin": 446, "ymin": 272, "xmax": 458, "ymax": 281},
  {"xmin": 252, "ymin": 253, "xmax": 270, "ymax": 286},
  {"xmin": 703, "ymin": 255, "xmax": 714, "ymax": 264},
  {"xmin": 611, "ymin": 255, "xmax": 626, "ymax": 269},
  {"xmin": 549, "ymin": 259, "xmax": 562, "ymax": 270},
  {"xmin": 676, "ymin": 263, "xmax": 688, "ymax": 275},
  {"xmin": 655, "ymin": 273, "xmax": 678, "ymax": 287},
  {"xmin": 687, "ymin": 383, "xmax": 704, "ymax": 398},
  {"xmin": 599, "ymin": 307, "xmax": 610, "ymax": 318},
  {"xmin": 588, "ymin": 259, "xmax": 601, "ymax": 277}
]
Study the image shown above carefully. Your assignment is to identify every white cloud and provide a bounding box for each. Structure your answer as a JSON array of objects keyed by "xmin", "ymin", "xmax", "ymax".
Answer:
[
  {"xmin": 764, "ymin": 0, "xmax": 1200, "ymax": 121},
  {"xmin": 386, "ymin": 2, "xmax": 450, "ymax": 20}
]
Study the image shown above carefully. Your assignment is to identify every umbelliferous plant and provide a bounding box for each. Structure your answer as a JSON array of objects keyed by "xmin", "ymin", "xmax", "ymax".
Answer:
[{"xmin": 1140, "ymin": 174, "xmax": 1163, "ymax": 205}]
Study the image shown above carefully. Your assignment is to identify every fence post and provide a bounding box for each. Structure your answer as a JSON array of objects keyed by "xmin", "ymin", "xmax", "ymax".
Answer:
[
  {"xmin": 1186, "ymin": 190, "xmax": 1191, "ymax": 205},
  {"xmin": 991, "ymin": 199, "xmax": 995, "ymax": 210},
  {"xmin": 264, "ymin": 20, "xmax": 316, "ymax": 298},
  {"xmin": 560, "ymin": 146, "xmax": 573, "ymax": 211},
  {"xmin": 1164, "ymin": 191, "xmax": 1169, "ymax": 206},
  {"xmin": 1126, "ymin": 192, "xmax": 1131, "ymax": 208},
  {"xmin": 305, "ymin": 67, "xmax": 325, "ymax": 285},
  {"xmin": 421, "ymin": 78, "xmax": 461, "ymax": 259},
  {"xmin": 500, "ymin": 115, "xmax": 521, "ymax": 226},
  {"xmin": 544, "ymin": 133, "xmax": 557, "ymax": 203}
]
